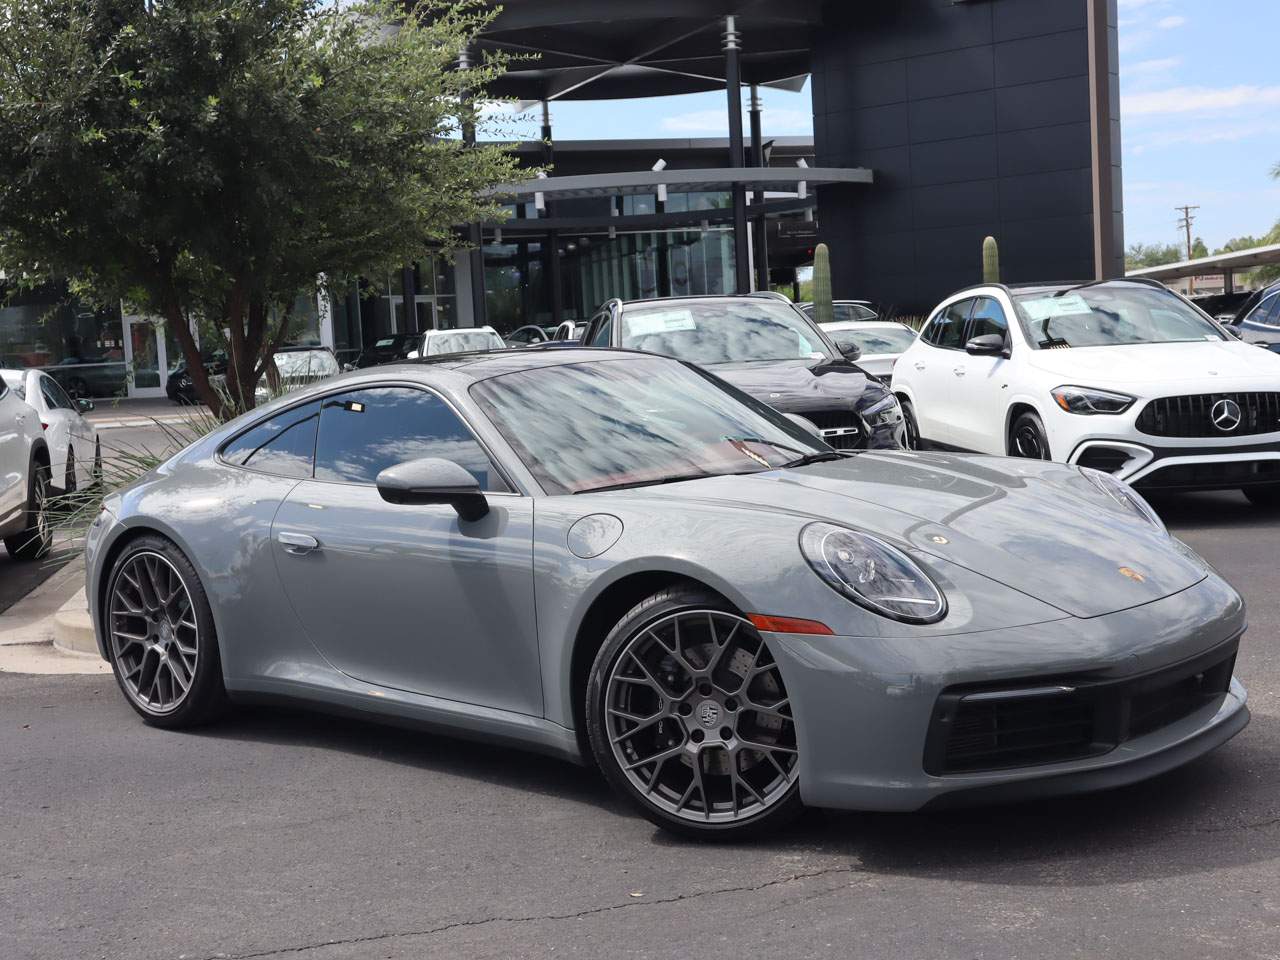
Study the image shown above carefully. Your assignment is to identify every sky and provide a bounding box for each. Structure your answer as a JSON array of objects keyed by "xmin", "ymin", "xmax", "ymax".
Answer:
[{"xmin": 490, "ymin": 0, "xmax": 1280, "ymax": 254}]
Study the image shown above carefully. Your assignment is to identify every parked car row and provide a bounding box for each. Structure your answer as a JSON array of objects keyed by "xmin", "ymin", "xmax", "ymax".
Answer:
[{"xmin": 0, "ymin": 367, "xmax": 101, "ymax": 559}]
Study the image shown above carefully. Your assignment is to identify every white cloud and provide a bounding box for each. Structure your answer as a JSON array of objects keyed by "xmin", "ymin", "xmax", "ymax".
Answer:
[
  {"xmin": 1127, "ymin": 121, "xmax": 1280, "ymax": 154},
  {"xmin": 1123, "ymin": 84, "xmax": 1280, "ymax": 116},
  {"xmin": 1118, "ymin": 0, "xmax": 1166, "ymax": 8},
  {"xmin": 660, "ymin": 107, "xmax": 812, "ymax": 135},
  {"xmin": 1126, "ymin": 56, "xmax": 1181, "ymax": 76},
  {"xmin": 1157, "ymin": 14, "xmax": 1187, "ymax": 28}
]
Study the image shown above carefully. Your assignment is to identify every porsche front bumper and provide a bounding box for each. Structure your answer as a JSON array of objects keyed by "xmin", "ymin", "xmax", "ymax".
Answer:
[{"xmin": 763, "ymin": 572, "xmax": 1249, "ymax": 812}]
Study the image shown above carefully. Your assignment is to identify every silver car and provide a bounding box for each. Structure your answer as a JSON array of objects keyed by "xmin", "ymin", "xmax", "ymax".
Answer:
[{"xmin": 85, "ymin": 349, "xmax": 1249, "ymax": 839}]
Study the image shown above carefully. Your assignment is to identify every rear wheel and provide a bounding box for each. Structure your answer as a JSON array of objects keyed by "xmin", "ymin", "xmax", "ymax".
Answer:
[
  {"xmin": 105, "ymin": 535, "xmax": 228, "ymax": 728},
  {"xmin": 1243, "ymin": 484, "xmax": 1280, "ymax": 508},
  {"xmin": 586, "ymin": 587, "xmax": 802, "ymax": 840},
  {"xmin": 1010, "ymin": 411, "xmax": 1051, "ymax": 460},
  {"xmin": 4, "ymin": 462, "xmax": 52, "ymax": 560}
]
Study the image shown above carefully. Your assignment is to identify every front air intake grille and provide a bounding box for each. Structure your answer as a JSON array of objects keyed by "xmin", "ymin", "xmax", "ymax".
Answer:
[
  {"xmin": 1076, "ymin": 446, "xmax": 1133, "ymax": 474},
  {"xmin": 1133, "ymin": 458, "xmax": 1280, "ymax": 491},
  {"xmin": 802, "ymin": 410, "xmax": 865, "ymax": 450},
  {"xmin": 923, "ymin": 639, "xmax": 1238, "ymax": 775},
  {"xmin": 1136, "ymin": 392, "xmax": 1280, "ymax": 438}
]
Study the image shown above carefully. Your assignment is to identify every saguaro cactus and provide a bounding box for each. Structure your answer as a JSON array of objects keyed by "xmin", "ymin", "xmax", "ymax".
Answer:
[
  {"xmin": 982, "ymin": 235, "xmax": 1000, "ymax": 283},
  {"xmin": 811, "ymin": 242, "xmax": 835, "ymax": 326}
]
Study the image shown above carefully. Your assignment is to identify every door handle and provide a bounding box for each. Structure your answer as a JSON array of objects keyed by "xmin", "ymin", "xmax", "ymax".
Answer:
[
  {"xmin": 914, "ymin": 361, "xmax": 926, "ymax": 371},
  {"xmin": 953, "ymin": 367, "xmax": 966, "ymax": 377},
  {"xmin": 277, "ymin": 532, "xmax": 320, "ymax": 556}
]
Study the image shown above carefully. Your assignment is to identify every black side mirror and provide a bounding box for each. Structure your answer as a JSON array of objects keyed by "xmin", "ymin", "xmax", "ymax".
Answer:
[
  {"xmin": 965, "ymin": 334, "xmax": 1009, "ymax": 357},
  {"xmin": 77, "ymin": 397, "xmax": 95, "ymax": 413},
  {"xmin": 375, "ymin": 457, "xmax": 489, "ymax": 522},
  {"xmin": 837, "ymin": 342, "xmax": 862, "ymax": 361}
]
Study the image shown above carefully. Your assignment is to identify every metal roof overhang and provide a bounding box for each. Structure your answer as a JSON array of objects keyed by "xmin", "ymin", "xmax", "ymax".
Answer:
[
  {"xmin": 481, "ymin": 196, "xmax": 816, "ymax": 233},
  {"xmin": 468, "ymin": 0, "xmax": 822, "ymax": 102},
  {"xmin": 487, "ymin": 166, "xmax": 872, "ymax": 201},
  {"xmin": 1126, "ymin": 242, "xmax": 1280, "ymax": 281}
]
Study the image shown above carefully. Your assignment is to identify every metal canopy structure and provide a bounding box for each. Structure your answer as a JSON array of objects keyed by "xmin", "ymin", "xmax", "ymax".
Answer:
[
  {"xmin": 1127, "ymin": 242, "xmax": 1280, "ymax": 293},
  {"xmin": 473, "ymin": 0, "xmax": 820, "ymax": 103},
  {"xmin": 488, "ymin": 166, "xmax": 871, "ymax": 201}
]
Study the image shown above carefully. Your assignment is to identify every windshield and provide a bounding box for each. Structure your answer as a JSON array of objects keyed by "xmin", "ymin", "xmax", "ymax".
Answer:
[
  {"xmin": 426, "ymin": 331, "xmax": 503, "ymax": 356},
  {"xmin": 1013, "ymin": 285, "xmax": 1227, "ymax": 349},
  {"xmin": 470, "ymin": 356, "xmax": 830, "ymax": 495},
  {"xmin": 275, "ymin": 351, "xmax": 337, "ymax": 377},
  {"xmin": 828, "ymin": 326, "xmax": 917, "ymax": 355},
  {"xmin": 619, "ymin": 301, "xmax": 834, "ymax": 365}
]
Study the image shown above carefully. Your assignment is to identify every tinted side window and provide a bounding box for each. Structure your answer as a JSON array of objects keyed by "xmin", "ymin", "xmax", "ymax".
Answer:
[
  {"xmin": 223, "ymin": 401, "xmax": 321, "ymax": 478},
  {"xmin": 590, "ymin": 317, "xmax": 614, "ymax": 347},
  {"xmin": 968, "ymin": 297, "xmax": 1009, "ymax": 342},
  {"xmin": 1248, "ymin": 292, "xmax": 1280, "ymax": 327},
  {"xmin": 313, "ymin": 386, "xmax": 509, "ymax": 492},
  {"xmin": 40, "ymin": 377, "xmax": 63, "ymax": 410},
  {"xmin": 924, "ymin": 300, "xmax": 972, "ymax": 349}
]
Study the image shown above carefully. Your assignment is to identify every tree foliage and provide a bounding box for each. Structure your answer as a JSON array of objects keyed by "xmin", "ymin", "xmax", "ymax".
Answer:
[
  {"xmin": 0, "ymin": 0, "xmax": 523, "ymax": 414},
  {"xmin": 1124, "ymin": 241, "xmax": 1183, "ymax": 271}
]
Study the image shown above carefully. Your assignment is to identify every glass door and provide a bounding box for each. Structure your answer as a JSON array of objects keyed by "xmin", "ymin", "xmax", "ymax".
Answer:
[{"xmin": 122, "ymin": 316, "xmax": 168, "ymax": 398}]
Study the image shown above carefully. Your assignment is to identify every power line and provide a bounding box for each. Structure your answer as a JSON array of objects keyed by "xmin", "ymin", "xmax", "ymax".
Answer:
[{"xmin": 1174, "ymin": 204, "xmax": 1200, "ymax": 260}]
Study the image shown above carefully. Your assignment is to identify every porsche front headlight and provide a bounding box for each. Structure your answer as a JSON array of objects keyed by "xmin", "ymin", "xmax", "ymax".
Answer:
[
  {"xmin": 800, "ymin": 522, "xmax": 946, "ymax": 624},
  {"xmin": 1081, "ymin": 467, "xmax": 1167, "ymax": 535}
]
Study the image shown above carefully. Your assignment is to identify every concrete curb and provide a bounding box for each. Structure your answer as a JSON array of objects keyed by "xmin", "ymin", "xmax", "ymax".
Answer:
[{"xmin": 0, "ymin": 555, "xmax": 109, "ymax": 675}]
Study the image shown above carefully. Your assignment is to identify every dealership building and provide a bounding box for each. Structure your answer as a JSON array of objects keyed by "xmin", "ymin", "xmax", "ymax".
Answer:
[{"xmin": 1, "ymin": 0, "xmax": 1124, "ymax": 398}]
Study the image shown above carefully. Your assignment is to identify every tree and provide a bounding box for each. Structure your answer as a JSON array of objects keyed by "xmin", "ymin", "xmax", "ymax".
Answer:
[
  {"xmin": 0, "ymin": 0, "xmax": 523, "ymax": 415},
  {"xmin": 1124, "ymin": 241, "xmax": 1182, "ymax": 271},
  {"xmin": 1216, "ymin": 219, "xmax": 1280, "ymax": 288}
]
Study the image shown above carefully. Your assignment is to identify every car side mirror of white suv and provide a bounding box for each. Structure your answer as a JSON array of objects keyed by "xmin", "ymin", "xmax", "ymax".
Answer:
[{"xmin": 965, "ymin": 334, "xmax": 1009, "ymax": 358}]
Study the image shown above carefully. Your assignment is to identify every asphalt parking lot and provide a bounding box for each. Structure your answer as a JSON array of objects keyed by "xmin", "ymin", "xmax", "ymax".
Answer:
[{"xmin": 2, "ymin": 489, "xmax": 1277, "ymax": 960}]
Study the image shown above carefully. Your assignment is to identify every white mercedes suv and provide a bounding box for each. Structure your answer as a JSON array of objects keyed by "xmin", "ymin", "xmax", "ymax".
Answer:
[
  {"xmin": 891, "ymin": 279, "xmax": 1280, "ymax": 505},
  {"xmin": 0, "ymin": 372, "xmax": 53, "ymax": 559}
]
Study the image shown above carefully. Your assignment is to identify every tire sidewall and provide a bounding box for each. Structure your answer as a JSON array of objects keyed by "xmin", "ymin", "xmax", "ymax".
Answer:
[
  {"xmin": 585, "ymin": 588, "xmax": 802, "ymax": 840},
  {"xmin": 105, "ymin": 534, "xmax": 227, "ymax": 728},
  {"xmin": 1011, "ymin": 411, "xmax": 1051, "ymax": 460}
]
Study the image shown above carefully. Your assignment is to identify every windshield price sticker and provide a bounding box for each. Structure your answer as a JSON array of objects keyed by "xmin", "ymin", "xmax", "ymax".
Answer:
[
  {"xmin": 624, "ymin": 309, "xmax": 697, "ymax": 337},
  {"xmin": 1020, "ymin": 293, "xmax": 1091, "ymax": 321}
]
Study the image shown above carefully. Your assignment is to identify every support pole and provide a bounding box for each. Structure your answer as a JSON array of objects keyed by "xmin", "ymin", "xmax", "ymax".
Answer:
[
  {"xmin": 1223, "ymin": 269, "xmax": 1235, "ymax": 295},
  {"xmin": 541, "ymin": 101, "xmax": 564, "ymax": 327},
  {"xmin": 460, "ymin": 46, "xmax": 486, "ymax": 329},
  {"xmin": 724, "ymin": 17, "xmax": 751, "ymax": 294},
  {"xmin": 749, "ymin": 84, "xmax": 769, "ymax": 293}
]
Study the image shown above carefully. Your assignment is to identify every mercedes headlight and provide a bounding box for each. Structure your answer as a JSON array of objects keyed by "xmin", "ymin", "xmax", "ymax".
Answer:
[
  {"xmin": 861, "ymin": 393, "xmax": 903, "ymax": 427},
  {"xmin": 800, "ymin": 523, "xmax": 947, "ymax": 624},
  {"xmin": 1051, "ymin": 385, "xmax": 1135, "ymax": 415},
  {"xmin": 1081, "ymin": 467, "xmax": 1167, "ymax": 535}
]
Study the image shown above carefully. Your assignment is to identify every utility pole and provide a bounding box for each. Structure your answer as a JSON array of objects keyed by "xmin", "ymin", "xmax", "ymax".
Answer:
[
  {"xmin": 1175, "ymin": 205, "xmax": 1199, "ymax": 260},
  {"xmin": 1174, "ymin": 204, "xmax": 1199, "ymax": 296}
]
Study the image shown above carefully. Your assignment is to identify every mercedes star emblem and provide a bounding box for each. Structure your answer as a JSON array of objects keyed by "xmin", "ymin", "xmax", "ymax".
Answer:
[{"xmin": 1211, "ymin": 398, "xmax": 1242, "ymax": 433}]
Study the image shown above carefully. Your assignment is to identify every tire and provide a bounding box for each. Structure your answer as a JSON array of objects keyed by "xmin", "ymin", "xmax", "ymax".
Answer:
[
  {"xmin": 899, "ymin": 397, "xmax": 922, "ymax": 450},
  {"xmin": 4, "ymin": 462, "xmax": 52, "ymax": 561},
  {"xmin": 1009, "ymin": 410, "xmax": 1052, "ymax": 460},
  {"xmin": 586, "ymin": 586, "xmax": 803, "ymax": 841},
  {"xmin": 63, "ymin": 448, "xmax": 77, "ymax": 495},
  {"xmin": 104, "ymin": 534, "xmax": 228, "ymax": 728},
  {"xmin": 1243, "ymin": 484, "xmax": 1280, "ymax": 508}
]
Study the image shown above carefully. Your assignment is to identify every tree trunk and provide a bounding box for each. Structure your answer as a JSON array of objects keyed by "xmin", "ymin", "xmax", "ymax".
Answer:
[{"xmin": 161, "ymin": 294, "xmax": 227, "ymax": 420}]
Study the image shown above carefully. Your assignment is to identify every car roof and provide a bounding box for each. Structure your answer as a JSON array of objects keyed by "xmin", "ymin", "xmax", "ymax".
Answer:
[
  {"xmin": 821, "ymin": 320, "xmax": 915, "ymax": 333},
  {"xmin": 620, "ymin": 294, "xmax": 790, "ymax": 309}
]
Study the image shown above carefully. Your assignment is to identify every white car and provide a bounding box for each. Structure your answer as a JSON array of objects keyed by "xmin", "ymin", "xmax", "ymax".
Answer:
[
  {"xmin": 822, "ymin": 321, "xmax": 919, "ymax": 378},
  {"xmin": 1, "ymin": 368, "xmax": 100, "ymax": 494},
  {"xmin": 0, "ymin": 372, "xmax": 55, "ymax": 559},
  {"xmin": 798, "ymin": 300, "xmax": 879, "ymax": 323},
  {"xmin": 890, "ymin": 279, "xmax": 1280, "ymax": 506},
  {"xmin": 406, "ymin": 326, "xmax": 506, "ymax": 358}
]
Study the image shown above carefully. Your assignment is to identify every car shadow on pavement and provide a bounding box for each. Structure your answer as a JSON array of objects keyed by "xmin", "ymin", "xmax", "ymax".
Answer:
[{"xmin": 188, "ymin": 699, "xmax": 1277, "ymax": 884}]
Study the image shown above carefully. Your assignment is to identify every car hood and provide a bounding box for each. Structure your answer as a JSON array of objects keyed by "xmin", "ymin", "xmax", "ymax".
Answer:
[
  {"xmin": 631, "ymin": 452, "xmax": 1205, "ymax": 619},
  {"xmin": 707, "ymin": 357, "xmax": 885, "ymax": 412},
  {"xmin": 1025, "ymin": 339, "xmax": 1280, "ymax": 386}
]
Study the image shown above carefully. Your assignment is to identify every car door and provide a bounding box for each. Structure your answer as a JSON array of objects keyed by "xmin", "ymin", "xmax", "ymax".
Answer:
[
  {"xmin": 269, "ymin": 384, "xmax": 542, "ymax": 716},
  {"xmin": 32, "ymin": 374, "xmax": 78, "ymax": 489},
  {"xmin": 901, "ymin": 298, "xmax": 973, "ymax": 447},
  {"xmin": 42, "ymin": 375, "xmax": 93, "ymax": 486},
  {"xmin": 948, "ymin": 296, "xmax": 1013, "ymax": 454},
  {"xmin": 0, "ymin": 381, "xmax": 33, "ymax": 523}
]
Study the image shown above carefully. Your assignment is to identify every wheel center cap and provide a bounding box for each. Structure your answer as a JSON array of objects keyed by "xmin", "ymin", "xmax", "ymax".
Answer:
[
  {"xmin": 158, "ymin": 622, "xmax": 174, "ymax": 644},
  {"xmin": 696, "ymin": 700, "xmax": 720, "ymax": 729}
]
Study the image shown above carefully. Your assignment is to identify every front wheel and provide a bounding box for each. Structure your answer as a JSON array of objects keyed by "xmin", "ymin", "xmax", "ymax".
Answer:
[
  {"xmin": 899, "ymin": 397, "xmax": 922, "ymax": 450},
  {"xmin": 1243, "ymin": 484, "xmax": 1280, "ymax": 508},
  {"xmin": 105, "ymin": 535, "xmax": 228, "ymax": 728},
  {"xmin": 586, "ymin": 587, "xmax": 802, "ymax": 840},
  {"xmin": 1010, "ymin": 411, "xmax": 1052, "ymax": 460}
]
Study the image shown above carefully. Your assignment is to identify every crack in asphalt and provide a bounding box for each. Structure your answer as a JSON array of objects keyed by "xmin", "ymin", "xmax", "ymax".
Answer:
[{"xmin": 192, "ymin": 865, "xmax": 861, "ymax": 960}]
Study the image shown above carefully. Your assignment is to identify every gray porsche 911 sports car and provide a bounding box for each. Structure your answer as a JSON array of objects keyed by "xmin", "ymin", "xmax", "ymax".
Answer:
[{"xmin": 85, "ymin": 348, "xmax": 1250, "ymax": 839}]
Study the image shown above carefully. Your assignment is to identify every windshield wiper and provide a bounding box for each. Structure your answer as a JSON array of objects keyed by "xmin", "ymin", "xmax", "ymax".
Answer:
[
  {"xmin": 782, "ymin": 451, "xmax": 846, "ymax": 468},
  {"xmin": 576, "ymin": 471, "xmax": 721, "ymax": 494}
]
